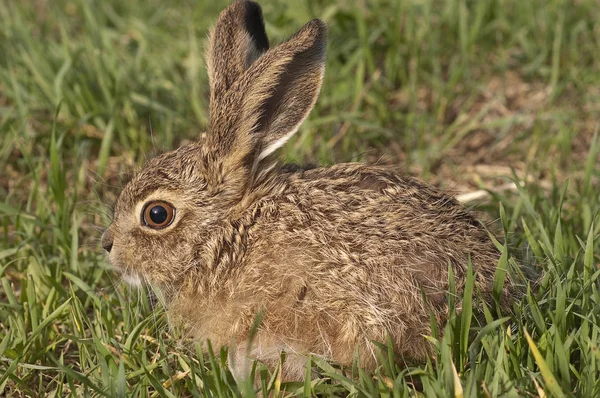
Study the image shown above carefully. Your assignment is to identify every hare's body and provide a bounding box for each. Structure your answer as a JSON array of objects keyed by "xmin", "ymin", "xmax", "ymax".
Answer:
[
  {"xmin": 103, "ymin": 0, "xmax": 513, "ymax": 382},
  {"xmin": 136, "ymin": 154, "xmax": 500, "ymax": 380}
]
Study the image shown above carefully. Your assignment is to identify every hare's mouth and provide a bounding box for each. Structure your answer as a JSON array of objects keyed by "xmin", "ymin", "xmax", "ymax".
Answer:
[
  {"xmin": 111, "ymin": 264, "xmax": 143, "ymax": 287},
  {"xmin": 107, "ymin": 254, "xmax": 143, "ymax": 287}
]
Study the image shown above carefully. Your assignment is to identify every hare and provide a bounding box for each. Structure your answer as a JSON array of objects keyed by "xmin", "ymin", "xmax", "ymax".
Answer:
[{"xmin": 102, "ymin": 0, "xmax": 514, "ymax": 382}]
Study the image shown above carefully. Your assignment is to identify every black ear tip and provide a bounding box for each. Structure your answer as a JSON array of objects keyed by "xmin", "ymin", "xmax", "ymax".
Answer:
[
  {"xmin": 299, "ymin": 19, "xmax": 328, "ymax": 44},
  {"xmin": 236, "ymin": 0, "xmax": 262, "ymax": 16},
  {"xmin": 309, "ymin": 19, "xmax": 328, "ymax": 47},
  {"xmin": 241, "ymin": 1, "xmax": 269, "ymax": 52},
  {"xmin": 308, "ymin": 19, "xmax": 328, "ymax": 34},
  {"xmin": 291, "ymin": 19, "xmax": 327, "ymax": 58}
]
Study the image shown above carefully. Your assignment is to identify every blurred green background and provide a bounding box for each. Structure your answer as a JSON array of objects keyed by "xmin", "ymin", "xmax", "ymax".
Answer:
[{"xmin": 1, "ymin": 0, "xmax": 599, "ymax": 396}]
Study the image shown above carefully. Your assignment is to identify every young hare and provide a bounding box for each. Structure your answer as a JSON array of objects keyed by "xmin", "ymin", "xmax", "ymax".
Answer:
[{"xmin": 103, "ymin": 0, "xmax": 514, "ymax": 381}]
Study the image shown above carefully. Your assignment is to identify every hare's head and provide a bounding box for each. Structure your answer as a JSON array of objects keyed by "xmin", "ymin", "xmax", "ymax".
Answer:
[{"xmin": 102, "ymin": 0, "xmax": 327, "ymax": 286}]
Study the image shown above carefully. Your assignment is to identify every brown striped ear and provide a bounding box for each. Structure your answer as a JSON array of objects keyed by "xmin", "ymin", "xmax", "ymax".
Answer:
[
  {"xmin": 207, "ymin": 17, "xmax": 327, "ymax": 170},
  {"xmin": 206, "ymin": 0, "xmax": 269, "ymax": 109},
  {"xmin": 240, "ymin": 19, "xmax": 327, "ymax": 161}
]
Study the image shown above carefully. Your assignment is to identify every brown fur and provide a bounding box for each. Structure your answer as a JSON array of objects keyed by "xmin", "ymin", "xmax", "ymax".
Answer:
[{"xmin": 102, "ymin": 0, "xmax": 514, "ymax": 382}]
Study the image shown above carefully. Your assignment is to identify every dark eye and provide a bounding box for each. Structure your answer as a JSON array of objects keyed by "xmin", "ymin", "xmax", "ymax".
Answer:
[{"xmin": 142, "ymin": 201, "xmax": 175, "ymax": 229}]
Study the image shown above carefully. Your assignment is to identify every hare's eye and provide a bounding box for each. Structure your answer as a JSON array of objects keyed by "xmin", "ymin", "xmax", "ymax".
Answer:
[{"xmin": 142, "ymin": 201, "xmax": 175, "ymax": 229}]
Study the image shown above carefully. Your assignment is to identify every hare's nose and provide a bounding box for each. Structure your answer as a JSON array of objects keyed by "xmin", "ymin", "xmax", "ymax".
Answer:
[{"xmin": 101, "ymin": 229, "xmax": 114, "ymax": 253}]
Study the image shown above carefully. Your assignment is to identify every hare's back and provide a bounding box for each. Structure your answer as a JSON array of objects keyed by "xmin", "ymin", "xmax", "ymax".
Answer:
[
  {"xmin": 285, "ymin": 163, "xmax": 487, "ymax": 239},
  {"xmin": 277, "ymin": 163, "xmax": 500, "ymax": 281}
]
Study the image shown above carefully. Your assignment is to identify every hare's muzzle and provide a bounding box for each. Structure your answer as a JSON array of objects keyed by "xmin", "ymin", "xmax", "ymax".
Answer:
[{"xmin": 101, "ymin": 228, "xmax": 114, "ymax": 253}]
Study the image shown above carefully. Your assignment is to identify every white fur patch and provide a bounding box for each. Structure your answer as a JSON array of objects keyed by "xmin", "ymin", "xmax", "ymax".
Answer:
[
  {"xmin": 258, "ymin": 127, "xmax": 300, "ymax": 161},
  {"xmin": 122, "ymin": 273, "xmax": 142, "ymax": 287}
]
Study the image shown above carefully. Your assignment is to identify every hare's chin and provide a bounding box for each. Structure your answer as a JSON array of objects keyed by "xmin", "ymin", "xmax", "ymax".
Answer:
[{"xmin": 121, "ymin": 273, "xmax": 142, "ymax": 287}]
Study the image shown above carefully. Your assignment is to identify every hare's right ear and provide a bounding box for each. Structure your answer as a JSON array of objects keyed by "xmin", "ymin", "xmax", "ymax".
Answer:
[{"xmin": 206, "ymin": 0, "xmax": 269, "ymax": 107}]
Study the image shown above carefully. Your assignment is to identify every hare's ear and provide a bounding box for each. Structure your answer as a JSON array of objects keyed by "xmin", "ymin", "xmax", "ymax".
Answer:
[
  {"xmin": 207, "ymin": 0, "xmax": 269, "ymax": 105},
  {"xmin": 242, "ymin": 19, "xmax": 327, "ymax": 160},
  {"xmin": 208, "ymin": 18, "xmax": 327, "ymax": 168}
]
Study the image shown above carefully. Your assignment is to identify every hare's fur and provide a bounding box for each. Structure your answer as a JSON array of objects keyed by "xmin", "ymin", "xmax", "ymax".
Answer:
[{"xmin": 103, "ymin": 0, "xmax": 514, "ymax": 381}]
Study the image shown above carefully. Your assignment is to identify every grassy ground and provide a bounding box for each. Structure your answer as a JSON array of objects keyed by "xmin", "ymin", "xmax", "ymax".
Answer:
[{"xmin": 1, "ymin": 0, "xmax": 600, "ymax": 396}]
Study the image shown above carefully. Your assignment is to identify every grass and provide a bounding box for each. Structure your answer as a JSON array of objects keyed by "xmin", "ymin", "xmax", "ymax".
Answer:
[{"xmin": 1, "ymin": 0, "xmax": 599, "ymax": 396}]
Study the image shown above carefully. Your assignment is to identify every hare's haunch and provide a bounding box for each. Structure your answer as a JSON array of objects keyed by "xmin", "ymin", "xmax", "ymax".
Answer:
[{"xmin": 103, "ymin": 0, "xmax": 514, "ymax": 381}]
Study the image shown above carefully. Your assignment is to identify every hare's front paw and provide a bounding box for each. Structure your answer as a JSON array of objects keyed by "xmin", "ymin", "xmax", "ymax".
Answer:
[{"xmin": 229, "ymin": 341, "xmax": 312, "ymax": 384}]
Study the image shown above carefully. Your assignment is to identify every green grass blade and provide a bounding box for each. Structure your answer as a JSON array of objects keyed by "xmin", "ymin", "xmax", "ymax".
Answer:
[{"xmin": 524, "ymin": 328, "xmax": 566, "ymax": 398}]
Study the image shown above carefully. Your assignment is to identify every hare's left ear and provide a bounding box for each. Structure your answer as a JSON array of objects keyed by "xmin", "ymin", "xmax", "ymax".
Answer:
[{"xmin": 206, "ymin": 0, "xmax": 269, "ymax": 106}]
